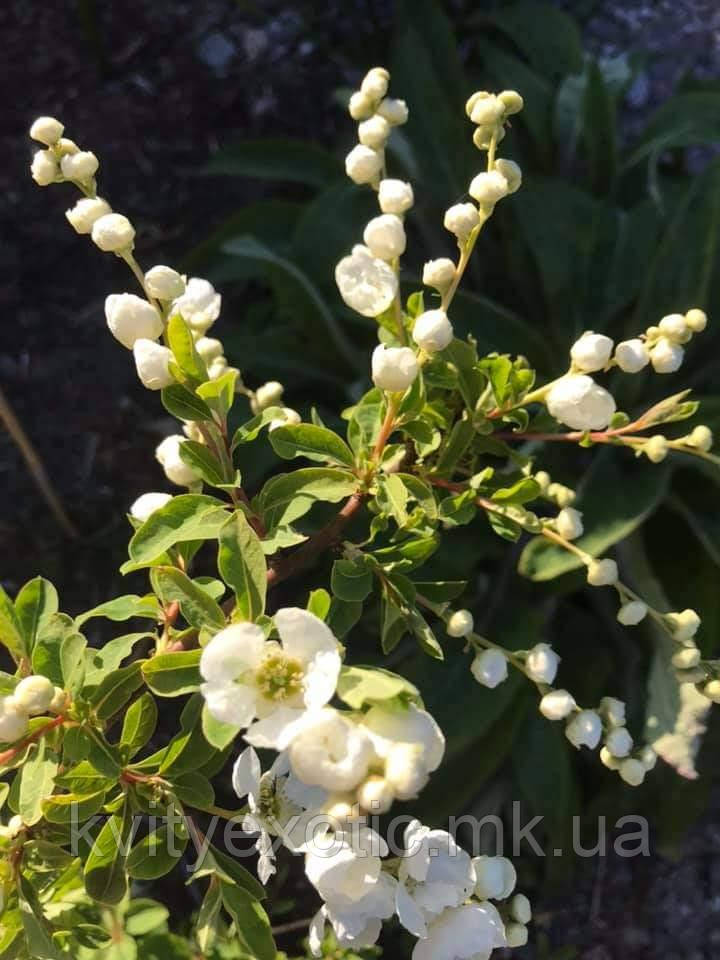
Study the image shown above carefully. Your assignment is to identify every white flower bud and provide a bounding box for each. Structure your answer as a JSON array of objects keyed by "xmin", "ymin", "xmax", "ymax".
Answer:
[
  {"xmin": 348, "ymin": 90, "xmax": 374, "ymax": 120},
  {"xmin": 60, "ymin": 150, "xmax": 99, "ymax": 181},
  {"xmin": 156, "ymin": 435, "xmax": 198, "ymax": 487},
  {"xmin": 446, "ymin": 609, "xmax": 474, "ymax": 638},
  {"xmin": 371, "ymin": 344, "xmax": 418, "ymax": 392},
  {"xmin": 605, "ymin": 727, "xmax": 633, "ymax": 758},
  {"xmin": 468, "ymin": 169, "xmax": 509, "ymax": 206},
  {"xmin": 619, "ymin": 758, "xmax": 646, "ymax": 786},
  {"xmin": 546, "ymin": 374, "xmax": 616, "ymax": 431},
  {"xmin": 345, "ymin": 144, "xmax": 384, "ymax": 185},
  {"xmin": 498, "ymin": 90, "xmax": 524, "ymax": 114},
  {"xmin": 473, "ymin": 124, "xmax": 506, "ymax": 151},
  {"xmin": 358, "ymin": 115, "xmax": 391, "ymax": 150},
  {"xmin": 570, "ymin": 332, "xmax": 614, "ymax": 373},
  {"xmin": 49, "ymin": 687, "xmax": 67, "ymax": 713},
  {"xmin": 105, "ymin": 293, "xmax": 163, "ymax": 349},
  {"xmin": 684, "ymin": 308, "xmax": 707, "ymax": 333},
  {"xmin": 506, "ymin": 923, "xmax": 529, "ymax": 948},
  {"xmin": 649, "ymin": 337, "xmax": 683, "ymax": 373},
  {"xmin": 643, "ymin": 435, "xmax": 668, "ymax": 463},
  {"xmin": 617, "ymin": 600, "xmax": 647, "ymax": 626},
  {"xmin": 360, "ymin": 67, "xmax": 390, "ymax": 101},
  {"xmin": 658, "ymin": 313, "xmax": 688, "ymax": 341},
  {"xmin": 565, "ymin": 709, "xmax": 602, "ymax": 750},
  {"xmin": 525, "ymin": 643, "xmax": 559, "ymax": 685},
  {"xmin": 469, "ymin": 93, "xmax": 504, "ymax": 125},
  {"xmin": 539, "ymin": 689, "xmax": 576, "ymax": 721},
  {"xmin": 144, "ymin": 265, "xmax": 185, "ymax": 301},
  {"xmin": 357, "ymin": 775, "xmax": 394, "ymax": 813},
  {"xmin": 535, "ymin": 470, "xmax": 551, "ymax": 492},
  {"xmin": 494, "ymin": 158, "xmax": 522, "ymax": 194},
  {"xmin": 600, "ymin": 746, "xmax": 621, "ymax": 770},
  {"xmin": 336, "ymin": 245, "xmax": 398, "ymax": 317},
  {"xmin": 377, "ymin": 97, "xmax": 409, "ymax": 125},
  {"xmin": 473, "ymin": 855, "xmax": 516, "ymax": 900},
  {"xmin": 640, "ymin": 746, "xmax": 657, "ymax": 770},
  {"xmin": 587, "ymin": 558, "xmax": 618, "ymax": 586},
  {"xmin": 672, "ymin": 647, "xmax": 701, "ymax": 669},
  {"xmin": 0, "ymin": 698, "xmax": 28, "ymax": 743},
  {"xmin": 510, "ymin": 893, "xmax": 532, "ymax": 924},
  {"xmin": 207, "ymin": 356, "xmax": 228, "ymax": 380},
  {"xmin": 703, "ymin": 680, "xmax": 720, "ymax": 704},
  {"xmin": 30, "ymin": 149, "xmax": 59, "ymax": 186},
  {"xmin": 171, "ymin": 278, "xmax": 221, "ymax": 333},
  {"xmin": 600, "ymin": 697, "xmax": 626, "ymax": 727},
  {"xmin": 443, "ymin": 202, "xmax": 480, "ymax": 241},
  {"xmin": 667, "ymin": 608, "xmax": 700, "ymax": 643},
  {"xmin": 65, "ymin": 196, "xmax": 112, "ymax": 234},
  {"xmin": 254, "ymin": 381, "xmax": 284, "ymax": 411},
  {"xmin": 133, "ymin": 339, "xmax": 174, "ymax": 390},
  {"xmin": 470, "ymin": 649, "xmax": 508, "ymax": 689},
  {"xmin": 30, "ymin": 116, "xmax": 64, "ymax": 146},
  {"xmin": 0, "ymin": 814, "xmax": 25, "ymax": 840},
  {"xmin": 91, "ymin": 213, "xmax": 135, "ymax": 252},
  {"xmin": 384, "ymin": 742, "xmax": 428, "ymax": 799},
  {"xmin": 614, "ymin": 338, "xmax": 649, "ymax": 373},
  {"xmin": 556, "ymin": 507, "xmax": 583, "ymax": 541},
  {"xmin": 13, "ymin": 676, "xmax": 55, "ymax": 716},
  {"xmin": 55, "ymin": 137, "xmax": 79, "ymax": 156},
  {"xmin": 412, "ymin": 308, "xmax": 454, "ymax": 353},
  {"xmin": 130, "ymin": 492, "xmax": 173, "ymax": 522},
  {"xmin": 547, "ymin": 482, "xmax": 576, "ymax": 507},
  {"xmin": 268, "ymin": 407, "xmax": 302, "ymax": 431},
  {"xmin": 378, "ymin": 178, "xmax": 414, "ymax": 214},
  {"xmin": 422, "ymin": 258, "xmax": 456, "ymax": 292},
  {"xmin": 194, "ymin": 337, "xmax": 223, "ymax": 363},
  {"xmin": 688, "ymin": 425, "xmax": 713, "ymax": 451},
  {"xmin": 290, "ymin": 710, "xmax": 373, "ymax": 792},
  {"xmin": 363, "ymin": 214, "xmax": 406, "ymax": 261}
]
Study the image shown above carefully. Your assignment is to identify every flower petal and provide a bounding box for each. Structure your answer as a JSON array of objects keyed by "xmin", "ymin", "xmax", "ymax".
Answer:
[
  {"xmin": 397, "ymin": 881, "xmax": 428, "ymax": 938},
  {"xmin": 201, "ymin": 681, "xmax": 258, "ymax": 728},
  {"xmin": 244, "ymin": 706, "xmax": 307, "ymax": 750},
  {"xmin": 302, "ymin": 649, "xmax": 342, "ymax": 709},
  {"xmin": 275, "ymin": 607, "xmax": 339, "ymax": 663},
  {"xmin": 232, "ymin": 746, "xmax": 262, "ymax": 799},
  {"xmin": 200, "ymin": 623, "xmax": 266, "ymax": 683}
]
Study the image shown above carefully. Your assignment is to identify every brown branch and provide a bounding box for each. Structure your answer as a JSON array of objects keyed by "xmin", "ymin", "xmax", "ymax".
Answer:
[{"xmin": 0, "ymin": 714, "xmax": 65, "ymax": 766}]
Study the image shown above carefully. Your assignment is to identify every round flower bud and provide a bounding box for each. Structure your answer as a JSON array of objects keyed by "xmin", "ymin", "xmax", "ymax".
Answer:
[
  {"xmin": 412, "ymin": 308, "xmax": 454, "ymax": 353},
  {"xmin": 658, "ymin": 313, "xmax": 688, "ymax": 341},
  {"xmin": 357, "ymin": 775, "xmax": 394, "ymax": 813},
  {"xmin": 133, "ymin": 339, "xmax": 174, "ymax": 390},
  {"xmin": 156, "ymin": 435, "xmax": 198, "ymax": 487},
  {"xmin": 666, "ymin": 608, "xmax": 701, "ymax": 643},
  {"xmin": 468, "ymin": 169, "xmax": 509, "ymax": 206},
  {"xmin": 473, "ymin": 856, "xmax": 516, "ymax": 900},
  {"xmin": 171, "ymin": 277, "xmax": 221, "ymax": 333},
  {"xmin": 348, "ymin": 90, "xmax": 373, "ymax": 121},
  {"xmin": 377, "ymin": 97, "xmax": 409, "ymax": 125},
  {"xmin": 565, "ymin": 709, "xmax": 602, "ymax": 750},
  {"xmin": 540, "ymin": 689, "xmax": 576, "ymax": 721},
  {"xmin": 422, "ymin": 258, "xmax": 456, "ymax": 292},
  {"xmin": 469, "ymin": 93, "xmax": 504, "ymax": 126},
  {"xmin": 105, "ymin": 293, "xmax": 163, "ymax": 349},
  {"xmin": 570, "ymin": 332, "xmax": 614, "ymax": 373},
  {"xmin": 498, "ymin": 89, "xmax": 524, "ymax": 114},
  {"xmin": 443, "ymin": 202, "xmax": 480, "ymax": 241},
  {"xmin": 619, "ymin": 758, "xmax": 646, "ymax": 786},
  {"xmin": 684, "ymin": 308, "xmax": 707, "ymax": 333},
  {"xmin": 363, "ymin": 214, "xmax": 406, "ymax": 261},
  {"xmin": 546, "ymin": 374, "xmax": 616, "ymax": 431},
  {"xmin": 254, "ymin": 381, "xmax": 284, "ymax": 411},
  {"xmin": 30, "ymin": 149, "xmax": 59, "ymax": 186},
  {"xmin": 378, "ymin": 178, "xmax": 414, "ymax": 215},
  {"xmin": 345, "ymin": 144, "xmax": 384, "ymax": 185},
  {"xmin": 506, "ymin": 924, "xmax": 529, "ymax": 948},
  {"xmin": 605, "ymin": 727, "xmax": 633, "ymax": 758},
  {"xmin": 49, "ymin": 687, "xmax": 67, "ymax": 713},
  {"xmin": 510, "ymin": 893, "xmax": 532, "ymax": 925},
  {"xmin": 0, "ymin": 699, "xmax": 28, "ymax": 743},
  {"xmin": 587, "ymin": 558, "xmax": 618, "ymax": 586},
  {"xmin": 547, "ymin": 482, "xmax": 576, "ymax": 507},
  {"xmin": 640, "ymin": 746, "xmax": 657, "ymax": 770},
  {"xmin": 336, "ymin": 245, "xmax": 399, "ymax": 318},
  {"xmin": 600, "ymin": 746, "xmax": 621, "ymax": 770},
  {"xmin": 617, "ymin": 600, "xmax": 647, "ymax": 626},
  {"xmin": 688, "ymin": 425, "xmax": 713, "ymax": 452},
  {"xmin": 535, "ymin": 470, "xmax": 551, "ymax": 492},
  {"xmin": 360, "ymin": 67, "xmax": 390, "ymax": 102},
  {"xmin": 65, "ymin": 196, "xmax": 112, "ymax": 234},
  {"xmin": 672, "ymin": 647, "xmax": 701, "ymax": 669},
  {"xmin": 600, "ymin": 697, "xmax": 626, "ymax": 727},
  {"xmin": 207, "ymin": 356, "xmax": 228, "ymax": 380},
  {"xmin": 525, "ymin": 643, "xmax": 559, "ymax": 685},
  {"xmin": 384, "ymin": 742, "xmax": 428, "ymax": 799},
  {"xmin": 470, "ymin": 649, "xmax": 508, "ymax": 689},
  {"xmin": 0, "ymin": 814, "xmax": 25, "ymax": 840},
  {"xmin": 556, "ymin": 507, "xmax": 583, "ymax": 541},
  {"xmin": 268, "ymin": 407, "xmax": 302, "ymax": 431},
  {"xmin": 60, "ymin": 150, "xmax": 99, "ymax": 181},
  {"xmin": 144, "ymin": 265, "xmax": 185, "ymax": 301},
  {"xmin": 358, "ymin": 115, "xmax": 391, "ymax": 150},
  {"xmin": 371, "ymin": 344, "xmax": 419, "ymax": 392},
  {"xmin": 703, "ymin": 680, "xmax": 720, "ymax": 704},
  {"xmin": 614, "ymin": 338, "xmax": 649, "ymax": 373},
  {"xmin": 494, "ymin": 158, "xmax": 522, "ymax": 194},
  {"xmin": 447, "ymin": 609, "xmax": 474, "ymax": 638},
  {"xmin": 649, "ymin": 337, "xmax": 683, "ymax": 374},
  {"xmin": 30, "ymin": 116, "xmax": 64, "ymax": 146},
  {"xmin": 55, "ymin": 137, "xmax": 79, "ymax": 156},
  {"xmin": 13, "ymin": 676, "xmax": 55, "ymax": 716},
  {"xmin": 194, "ymin": 337, "xmax": 223, "ymax": 363},
  {"xmin": 130, "ymin": 492, "xmax": 173, "ymax": 523},
  {"xmin": 92, "ymin": 213, "xmax": 135, "ymax": 253},
  {"xmin": 643, "ymin": 435, "xmax": 668, "ymax": 464}
]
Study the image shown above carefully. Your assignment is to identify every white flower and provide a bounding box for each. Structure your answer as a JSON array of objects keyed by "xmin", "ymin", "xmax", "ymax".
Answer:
[
  {"xmin": 289, "ymin": 709, "xmax": 373, "ymax": 791},
  {"xmin": 643, "ymin": 435, "xmax": 668, "ymax": 463},
  {"xmin": 345, "ymin": 144, "xmax": 383, "ymax": 185},
  {"xmin": 253, "ymin": 380, "xmax": 284, "ymax": 411},
  {"xmin": 525, "ymin": 643, "xmax": 559, "ymax": 685},
  {"xmin": 363, "ymin": 214, "xmax": 406, "ymax": 261},
  {"xmin": 155, "ymin": 435, "xmax": 198, "ymax": 487},
  {"xmin": 599, "ymin": 697, "xmax": 626, "ymax": 728},
  {"xmin": 130, "ymin": 492, "xmax": 172, "ymax": 522},
  {"xmin": 468, "ymin": 170, "xmax": 509, "ymax": 206},
  {"xmin": 540, "ymin": 689, "xmax": 576, "ymax": 721},
  {"xmin": 688, "ymin": 425, "xmax": 713, "ymax": 451},
  {"xmin": 384, "ymin": 742, "xmax": 429, "ymax": 799},
  {"xmin": 171, "ymin": 277, "xmax": 221, "ymax": 333},
  {"xmin": 65, "ymin": 196, "xmax": 112, "ymax": 234},
  {"xmin": 658, "ymin": 313, "xmax": 688, "ymax": 341},
  {"xmin": 412, "ymin": 903, "xmax": 506, "ymax": 960},
  {"xmin": 60, "ymin": 150, "xmax": 98, "ymax": 181},
  {"xmin": 0, "ymin": 697, "xmax": 28, "ymax": 743},
  {"xmin": 615, "ymin": 338, "xmax": 649, "ymax": 373},
  {"xmin": 30, "ymin": 149, "xmax": 59, "ymax": 186},
  {"xmin": 412, "ymin": 309, "xmax": 453, "ymax": 353},
  {"xmin": 587, "ymin": 558, "xmax": 618, "ymax": 586},
  {"xmin": 619, "ymin": 758, "xmax": 645, "ymax": 786},
  {"xmin": 605, "ymin": 727, "xmax": 633, "ymax": 758},
  {"xmin": 133, "ymin": 339, "xmax": 174, "ymax": 390},
  {"xmin": 566, "ymin": 710, "xmax": 602, "ymax": 749},
  {"xmin": 685, "ymin": 308, "xmax": 707, "ymax": 333},
  {"xmin": 443, "ymin": 202, "xmax": 480, "ymax": 241},
  {"xmin": 105, "ymin": 293, "xmax": 163, "ymax": 349},
  {"xmin": 546, "ymin": 374, "xmax": 616, "ymax": 431},
  {"xmin": 200, "ymin": 609, "xmax": 342, "ymax": 750},
  {"xmin": 470, "ymin": 649, "xmax": 507, "ymax": 689},
  {"xmin": 269, "ymin": 407, "xmax": 302, "ymax": 431},
  {"xmin": 91, "ymin": 213, "xmax": 135, "ymax": 252},
  {"xmin": 570, "ymin": 332, "xmax": 614, "ymax": 372},
  {"xmin": 472, "ymin": 855, "xmax": 516, "ymax": 900},
  {"xmin": 446, "ymin": 609, "xmax": 474, "ymax": 638},
  {"xmin": 468, "ymin": 93, "xmax": 504, "ymax": 125},
  {"xmin": 194, "ymin": 336, "xmax": 224, "ymax": 363},
  {"xmin": 13, "ymin": 676, "xmax": 54, "ymax": 716},
  {"xmin": 361, "ymin": 703, "xmax": 444, "ymax": 799},
  {"xmin": 360, "ymin": 67, "xmax": 389, "ymax": 101},
  {"xmin": 336, "ymin": 245, "xmax": 398, "ymax": 317},
  {"xmin": 378, "ymin": 178, "xmax": 414, "ymax": 214},
  {"xmin": 556, "ymin": 506, "xmax": 583, "ymax": 541},
  {"xmin": 30, "ymin": 116, "xmax": 64, "ymax": 145},
  {"xmin": 494, "ymin": 158, "xmax": 522, "ymax": 194},
  {"xmin": 357, "ymin": 775, "xmax": 395, "ymax": 813},
  {"xmin": 144, "ymin": 265, "xmax": 185, "ymax": 300},
  {"xmin": 649, "ymin": 337, "xmax": 683, "ymax": 373},
  {"xmin": 422, "ymin": 258, "xmax": 456, "ymax": 292},
  {"xmin": 306, "ymin": 825, "xmax": 388, "ymax": 903},
  {"xmin": 377, "ymin": 97, "xmax": 409, "ymax": 125},
  {"xmin": 371, "ymin": 344, "xmax": 418, "ymax": 392},
  {"xmin": 667, "ymin": 608, "xmax": 700, "ymax": 643},
  {"xmin": 358, "ymin": 116, "xmax": 391, "ymax": 150},
  {"xmin": 617, "ymin": 600, "xmax": 647, "ymax": 626}
]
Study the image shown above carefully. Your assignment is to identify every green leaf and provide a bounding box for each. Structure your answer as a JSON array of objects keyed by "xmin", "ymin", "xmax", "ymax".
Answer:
[
  {"xmin": 172, "ymin": 771, "xmax": 215, "ymax": 809},
  {"xmin": 197, "ymin": 370, "xmax": 238, "ymax": 419},
  {"xmin": 336, "ymin": 666, "xmax": 419, "ymax": 709},
  {"xmin": 178, "ymin": 440, "xmax": 229, "ymax": 486},
  {"xmin": 485, "ymin": 1, "xmax": 583, "ymax": 78},
  {"xmin": 231, "ymin": 406, "xmax": 285, "ymax": 448},
  {"xmin": 84, "ymin": 804, "xmax": 133, "ymax": 904},
  {"xmin": 151, "ymin": 566, "xmax": 226, "ymax": 631},
  {"xmin": 120, "ymin": 693, "xmax": 158, "ymax": 759},
  {"xmin": 269, "ymin": 422, "xmax": 355, "ymax": 468},
  {"xmin": 43, "ymin": 788, "xmax": 108, "ymax": 824},
  {"xmin": 491, "ymin": 477, "xmax": 541, "ymax": 506},
  {"xmin": 166, "ymin": 313, "xmax": 207, "ymax": 383},
  {"xmin": 582, "ymin": 59, "xmax": 617, "ymax": 194},
  {"xmin": 220, "ymin": 882, "xmax": 276, "ymax": 960},
  {"xmin": 206, "ymin": 138, "xmax": 341, "ymax": 187},
  {"xmin": 18, "ymin": 740, "xmax": 58, "ymax": 826},
  {"xmin": 625, "ymin": 92, "xmax": 720, "ymax": 168},
  {"xmin": 75, "ymin": 595, "xmax": 159, "ymax": 628},
  {"xmin": 377, "ymin": 473, "xmax": 409, "ymax": 527},
  {"xmin": 128, "ymin": 495, "xmax": 229, "ymax": 565},
  {"xmin": 90, "ymin": 662, "xmax": 144, "ymax": 721},
  {"xmin": 331, "ymin": 558, "xmax": 373, "ymax": 602},
  {"xmin": 125, "ymin": 900, "xmax": 170, "ymax": 936},
  {"xmin": 18, "ymin": 876, "xmax": 62, "ymax": 959},
  {"xmin": 258, "ymin": 468, "xmax": 357, "ymax": 531},
  {"xmin": 60, "ymin": 630, "xmax": 87, "ymax": 695},
  {"xmin": 326, "ymin": 597, "xmax": 363, "ymax": 639},
  {"xmin": 218, "ymin": 512, "xmax": 267, "ymax": 622},
  {"xmin": 201, "ymin": 702, "xmax": 240, "ymax": 751},
  {"xmin": 142, "ymin": 649, "xmax": 202, "ymax": 698},
  {"xmin": 127, "ymin": 812, "xmax": 187, "ymax": 880},
  {"xmin": 14, "ymin": 577, "xmax": 58, "ymax": 650},
  {"xmin": 307, "ymin": 588, "xmax": 331, "ymax": 620},
  {"xmin": 0, "ymin": 582, "xmax": 27, "ymax": 661},
  {"xmin": 161, "ymin": 383, "xmax": 213, "ymax": 422},
  {"xmin": 84, "ymin": 632, "xmax": 151, "ymax": 686}
]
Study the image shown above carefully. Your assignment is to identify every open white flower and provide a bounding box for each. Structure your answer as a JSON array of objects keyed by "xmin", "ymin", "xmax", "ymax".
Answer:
[
  {"xmin": 200, "ymin": 608, "xmax": 342, "ymax": 750},
  {"xmin": 335, "ymin": 244, "xmax": 398, "ymax": 317},
  {"xmin": 412, "ymin": 902, "xmax": 506, "ymax": 960},
  {"xmin": 361, "ymin": 703, "xmax": 445, "ymax": 799},
  {"xmin": 171, "ymin": 277, "xmax": 221, "ymax": 333},
  {"xmin": 289, "ymin": 708, "xmax": 374, "ymax": 792}
]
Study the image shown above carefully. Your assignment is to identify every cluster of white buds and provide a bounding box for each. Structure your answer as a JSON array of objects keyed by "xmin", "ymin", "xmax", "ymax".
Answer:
[
  {"xmin": 30, "ymin": 116, "xmax": 99, "ymax": 192},
  {"xmin": 345, "ymin": 67, "xmax": 408, "ymax": 186},
  {"xmin": 613, "ymin": 308, "xmax": 708, "ymax": 375},
  {"xmin": 534, "ymin": 471, "xmax": 577, "ymax": 508},
  {"xmin": 465, "ymin": 90, "xmax": 523, "ymax": 207},
  {"xmin": 0, "ymin": 675, "xmax": 65, "ymax": 744}
]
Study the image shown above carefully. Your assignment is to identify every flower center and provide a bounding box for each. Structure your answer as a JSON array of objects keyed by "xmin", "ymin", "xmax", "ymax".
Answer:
[{"xmin": 255, "ymin": 653, "xmax": 304, "ymax": 701}]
